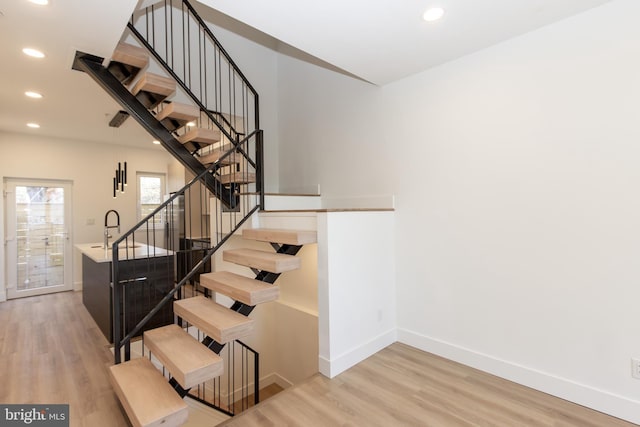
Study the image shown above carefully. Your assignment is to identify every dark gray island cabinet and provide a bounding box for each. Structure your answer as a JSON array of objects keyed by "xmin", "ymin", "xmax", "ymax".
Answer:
[{"xmin": 76, "ymin": 243, "xmax": 175, "ymax": 343}]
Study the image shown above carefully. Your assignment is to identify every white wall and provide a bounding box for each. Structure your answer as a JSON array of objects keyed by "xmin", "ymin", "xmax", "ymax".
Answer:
[
  {"xmin": 212, "ymin": 231, "xmax": 319, "ymax": 387},
  {"xmin": 277, "ymin": 0, "xmax": 640, "ymax": 422},
  {"xmin": 0, "ymin": 131, "xmax": 177, "ymax": 294},
  {"xmin": 317, "ymin": 211, "xmax": 396, "ymax": 378},
  {"xmin": 277, "ymin": 54, "xmax": 391, "ymax": 198},
  {"xmin": 192, "ymin": 4, "xmax": 281, "ymax": 193}
]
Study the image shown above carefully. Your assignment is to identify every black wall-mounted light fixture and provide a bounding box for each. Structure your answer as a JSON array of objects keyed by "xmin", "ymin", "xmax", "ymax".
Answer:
[{"xmin": 113, "ymin": 161, "xmax": 127, "ymax": 198}]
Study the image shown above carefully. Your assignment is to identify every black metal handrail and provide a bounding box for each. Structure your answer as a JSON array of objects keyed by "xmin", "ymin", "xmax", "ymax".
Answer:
[{"xmin": 128, "ymin": 0, "xmax": 259, "ymax": 145}]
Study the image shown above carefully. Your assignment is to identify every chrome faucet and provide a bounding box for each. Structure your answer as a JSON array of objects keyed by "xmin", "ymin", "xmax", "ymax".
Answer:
[{"xmin": 104, "ymin": 209, "xmax": 120, "ymax": 249}]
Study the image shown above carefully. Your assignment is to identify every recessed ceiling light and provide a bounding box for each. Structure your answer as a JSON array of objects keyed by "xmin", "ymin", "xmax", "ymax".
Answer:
[
  {"xmin": 186, "ymin": 121, "xmax": 196, "ymax": 127},
  {"xmin": 27, "ymin": 123, "xmax": 40, "ymax": 129},
  {"xmin": 152, "ymin": 140, "xmax": 161, "ymax": 145},
  {"xmin": 25, "ymin": 91, "xmax": 43, "ymax": 99},
  {"xmin": 29, "ymin": 0, "xmax": 49, "ymax": 5},
  {"xmin": 423, "ymin": 7, "xmax": 445, "ymax": 22},
  {"xmin": 22, "ymin": 47, "xmax": 45, "ymax": 58}
]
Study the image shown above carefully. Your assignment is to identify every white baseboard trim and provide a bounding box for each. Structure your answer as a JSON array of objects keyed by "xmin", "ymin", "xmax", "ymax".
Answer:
[
  {"xmin": 74, "ymin": 280, "xmax": 82, "ymax": 292},
  {"xmin": 319, "ymin": 329, "xmax": 397, "ymax": 379},
  {"xmin": 0, "ymin": 288, "xmax": 6, "ymax": 302},
  {"xmin": 398, "ymin": 328, "xmax": 640, "ymax": 425}
]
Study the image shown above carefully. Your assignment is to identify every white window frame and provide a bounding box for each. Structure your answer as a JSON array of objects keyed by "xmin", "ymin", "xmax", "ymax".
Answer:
[{"xmin": 136, "ymin": 172, "xmax": 166, "ymax": 223}]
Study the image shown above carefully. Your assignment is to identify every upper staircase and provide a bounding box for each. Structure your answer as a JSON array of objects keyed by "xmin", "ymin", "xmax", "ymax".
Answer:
[{"xmin": 72, "ymin": 1, "xmax": 318, "ymax": 425}]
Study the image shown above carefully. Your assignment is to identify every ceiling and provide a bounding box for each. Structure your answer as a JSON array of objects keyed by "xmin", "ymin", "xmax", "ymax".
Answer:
[
  {"xmin": 0, "ymin": 0, "xmax": 152, "ymax": 148},
  {"xmin": 0, "ymin": 0, "xmax": 614, "ymax": 146},
  {"xmin": 197, "ymin": 0, "xmax": 614, "ymax": 85}
]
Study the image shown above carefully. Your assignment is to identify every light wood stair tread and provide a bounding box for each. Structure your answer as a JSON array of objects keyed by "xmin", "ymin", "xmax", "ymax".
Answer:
[
  {"xmin": 156, "ymin": 102, "xmax": 200, "ymax": 122},
  {"xmin": 198, "ymin": 147, "xmax": 239, "ymax": 166},
  {"xmin": 130, "ymin": 72, "xmax": 176, "ymax": 110},
  {"xmin": 178, "ymin": 128, "xmax": 221, "ymax": 146},
  {"xmin": 108, "ymin": 42, "xmax": 149, "ymax": 85},
  {"xmin": 223, "ymin": 248, "xmax": 301, "ymax": 273},
  {"xmin": 174, "ymin": 296, "xmax": 253, "ymax": 344},
  {"xmin": 200, "ymin": 271, "xmax": 279, "ymax": 306},
  {"xmin": 144, "ymin": 325, "xmax": 223, "ymax": 389},
  {"xmin": 111, "ymin": 42, "xmax": 149, "ymax": 70},
  {"xmin": 131, "ymin": 72, "xmax": 176, "ymax": 97},
  {"xmin": 243, "ymin": 228, "xmax": 317, "ymax": 245},
  {"xmin": 109, "ymin": 357, "xmax": 188, "ymax": 427},
  {"xmin": 219, "ymin": 172, "xmax": 256, "ymax": 185}
]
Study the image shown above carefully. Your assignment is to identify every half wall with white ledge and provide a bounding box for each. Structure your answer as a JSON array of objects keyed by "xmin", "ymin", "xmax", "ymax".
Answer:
[{"xmin": 250, "ymin": 193, "xmax": 396, "ymax": 379}]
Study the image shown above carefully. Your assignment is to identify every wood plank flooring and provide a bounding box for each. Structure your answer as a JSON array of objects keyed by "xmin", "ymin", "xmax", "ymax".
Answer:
[
  {"xmin": 1, "ymin": 292, "xmax": 637, "ymax": 427},
  {"xmin": 0, "ymin": 292, "xmax": 128, "ymax": 427},
  {"xmin": 221, "ymin": 343, "xmax": 638, "ymax": 427}
]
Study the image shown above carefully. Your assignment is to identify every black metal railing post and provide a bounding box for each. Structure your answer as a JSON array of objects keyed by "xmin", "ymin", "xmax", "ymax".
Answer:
[
  {"xmin": 257, "ymin": 130, "xmax": 265, "ymax": 210},
  {"xmin": 254, "ymin": 349, "xmax": 260, "ymax": 404},
  {"xmin": 112, "ymin": 246, "xmax": 121, "ymax": 364}
]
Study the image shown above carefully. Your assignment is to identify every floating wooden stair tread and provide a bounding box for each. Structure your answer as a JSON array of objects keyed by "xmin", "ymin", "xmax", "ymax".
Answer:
[
  {"xmin": 144, "ymin": 325, "xmax": 223, "ymax": 389},
  {"xmin": 243, "ymin": 228, "xmax": 317, "ymax": 245},
  {"xmin": 198, "ymin": 147, "xmax": 239, "ymax": 166},
  {"xmin": 108, "ymin": 42, "xmax": 149, "ymax": 85},
  {"xmin": 200, "ymin": 271, "xmax": 279, "ymax": 306},
  {"xmin": 219, "ymin": 172, "xmax": 256, "ymax": 185},
  {"xmin": 131, "ymin": 72, "xmax": 176, "ymax": 109},
  {"xmin": 174, "ymin": 296, "xmax": 253, "ymax": 343},
  {"xmin": 223, "ymin": 248, "xmax": 301, "ymax": 273},
  {"xmin": 109, "ymin": 357, "xmax": 188, "ymax": 427},
  {"xmin": 156, "ymin": 102, "xmax": 200, "ymax": 131},
  {"xmin": 112, "ymin": 42, "xmax": 149, "ymax": 70},
  {"xmin": 177, "ymin": 128, "xmax": 221, "ymax": 146}
]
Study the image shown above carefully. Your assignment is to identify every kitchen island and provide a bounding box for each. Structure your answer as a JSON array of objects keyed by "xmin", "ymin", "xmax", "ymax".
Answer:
[{"xmin": 76, "ymin": 243, "xmax": 175, "ymax": 343}]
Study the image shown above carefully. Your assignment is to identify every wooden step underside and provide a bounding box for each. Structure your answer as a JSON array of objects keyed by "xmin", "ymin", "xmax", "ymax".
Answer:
[
  {"xmin": 109, "ymin": 42, "xmax": 149, "ymax": 85},
  {"xmin": 156, "ymin": 102, "xmax": 199, "ymax": 131},
  {"xmin": 200, "ymin": 271, "xmax": 279, "ymax": 306},
  {"xmin": 243, "ymin": 228, "xmax": 317, "ymax": 245},
  {"xmin": 219, "ymin": 172, "xmax": 256, "ymax": 185},
  {"xmin": 223, "ymin": 248, "xmax": 300, "ymax": 273},
  {"xmin": 174, "ymin": 296, "xmax": 253, "ymax": 343},
  {"xmin": 198, "ymin": 147, "xmax": 239, "ymax": 166},
  {"xmin": 178, "ymin": 128, "xmax": 221, "ymax": 148},
  {"xmin": 109, "ymin": 357, "xmax": 188, "ymax": 427},
  {"xmin": 144, "ymin": 324, "xmax": 223, "ymax": 389},
  {"xmin": 131, "ymin": 72, "xmax": 176, "ymax": 109}
]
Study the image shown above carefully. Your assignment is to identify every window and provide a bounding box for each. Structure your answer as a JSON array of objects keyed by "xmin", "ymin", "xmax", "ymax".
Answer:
[{"xmin": 137, "ymin": 172, "xmax": 166, "ymax": 223}]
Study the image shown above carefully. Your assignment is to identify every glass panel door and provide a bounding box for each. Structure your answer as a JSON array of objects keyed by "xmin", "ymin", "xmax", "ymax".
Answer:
[{"xmin": 5, "ymin": 179, "xmax": 73, "ymax": 299}]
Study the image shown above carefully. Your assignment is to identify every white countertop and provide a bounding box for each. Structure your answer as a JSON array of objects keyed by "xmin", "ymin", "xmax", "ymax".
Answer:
[{"xmin": 75, "ymin": 242, "xmax": 174, "ymax": 263}]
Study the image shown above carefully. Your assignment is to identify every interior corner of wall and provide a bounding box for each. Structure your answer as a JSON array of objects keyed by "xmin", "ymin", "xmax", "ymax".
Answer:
[{"xmin": 318, "ymin": 355, "xmax": 333, "ymax": 378}]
